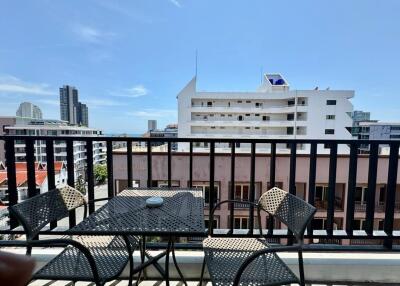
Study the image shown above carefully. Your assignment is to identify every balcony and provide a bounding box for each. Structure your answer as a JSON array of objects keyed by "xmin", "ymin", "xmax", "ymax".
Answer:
[{"xmin": 1, "ymin": 135, "xmax": 400, "ymax": 285}]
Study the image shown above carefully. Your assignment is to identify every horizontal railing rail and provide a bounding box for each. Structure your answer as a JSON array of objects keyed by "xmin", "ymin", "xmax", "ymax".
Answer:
[{"xmin": 0, "ymin": 135, "xmax": 399, "ymax": 251}]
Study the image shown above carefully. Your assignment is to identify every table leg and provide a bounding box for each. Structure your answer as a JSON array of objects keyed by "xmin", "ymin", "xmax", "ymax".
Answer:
[
  {"xmin": 135, "ymin": 236, "xmax": 146, "ymax": 286},
  {"xmin": 165, "ymin": 237, "xmax": 172, "ymax": 286},
  {"xmin": 171, "ymin": 238, "xmax": 188, "ymax": 286}
]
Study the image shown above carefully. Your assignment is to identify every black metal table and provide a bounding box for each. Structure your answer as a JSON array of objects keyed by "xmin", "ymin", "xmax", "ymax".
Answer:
[{"xmin": 67, "ymin": 187, "xmax": 205, "ymax": 286}]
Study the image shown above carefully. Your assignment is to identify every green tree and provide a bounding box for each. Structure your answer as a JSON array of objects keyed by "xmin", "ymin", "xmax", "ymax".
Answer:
[{"xmin": 94, "ymin": 164, "xmax": 107, "ymax": 185}]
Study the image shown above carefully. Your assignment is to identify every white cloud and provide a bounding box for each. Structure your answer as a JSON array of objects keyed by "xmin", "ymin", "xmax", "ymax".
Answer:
[
  {"xmin": 169, "ymin": 0, "xmax": 182, "ymax": 8},
  {"xmin": 73, "ymin": 24, "xmax": 115, "ymax": 44},
  {"xmin": 126, "ymin": 109, "xmax": 176, "ymax": 118},
  {"xmin": 0, "ymin": 75, "xmax": 55, "ymax": 96},
  {"xmin": 110, "ymin": 85, "xmax": 149, "ymax": 98}
]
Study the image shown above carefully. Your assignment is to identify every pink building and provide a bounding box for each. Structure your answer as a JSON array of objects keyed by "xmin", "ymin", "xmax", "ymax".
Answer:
[{"xmin": 113, "ymin": 150, "xmax": 400, "ymax": 243}]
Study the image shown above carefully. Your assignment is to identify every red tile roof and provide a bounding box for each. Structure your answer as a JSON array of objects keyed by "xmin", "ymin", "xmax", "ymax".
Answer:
[{"xmin": 0, "ymin": 171, "xmax": 49, "ymax": 187}]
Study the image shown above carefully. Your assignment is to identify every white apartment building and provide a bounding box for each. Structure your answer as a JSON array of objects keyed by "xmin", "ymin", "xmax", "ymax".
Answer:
[
  {"xmin": 4, "ymin": 118, "xmax": 106, "ymax": 179},
  {"xmin": 178, "ymin": 73, "xmax": 354, "ymax": 153}
]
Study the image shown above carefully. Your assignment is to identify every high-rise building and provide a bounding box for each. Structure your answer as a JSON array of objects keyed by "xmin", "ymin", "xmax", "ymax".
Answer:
[
  {"xmin": 148, "ymin": 120, "xmax": 157, "ymax": 131},
  {"xmin": 16, "ymin": 102, "xmax": 43, "ymax": 119},
  {"xmin": 178, "ymin": 73, "xmax": 354, "ymax": 153},
  {"xmin": 59, "ymin": 85, "xmax": 89, "ymax": 126}
]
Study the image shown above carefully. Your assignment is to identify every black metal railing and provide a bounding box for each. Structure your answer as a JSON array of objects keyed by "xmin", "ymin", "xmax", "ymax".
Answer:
[{"xmin": 0, "ymin": 135, "xmax": 400, "ymax": 251}]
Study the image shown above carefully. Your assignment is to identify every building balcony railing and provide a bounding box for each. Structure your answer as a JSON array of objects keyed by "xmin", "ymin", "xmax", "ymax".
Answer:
[{"xmin": 1, "ymin": 135, "xmax": 400, "ymax": 254}]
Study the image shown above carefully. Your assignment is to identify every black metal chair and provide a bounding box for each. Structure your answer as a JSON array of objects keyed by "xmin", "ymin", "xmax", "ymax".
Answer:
[
  {"xmin": 8, "ymin": 185, "xmax": 139, "ymax": 286},
  {"xmin": 200, "ymin": 187, "xmax": 316, "ymax": 286}
]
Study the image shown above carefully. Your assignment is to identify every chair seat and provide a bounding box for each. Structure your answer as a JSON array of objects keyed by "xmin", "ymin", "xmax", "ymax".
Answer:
[
  {"xmin": 203, "ymin": 237, "xmax": 299, "ymax": 286},
  {"xmin": 34, "ymin": 235, "xmax": 138, "ymax": 282}
]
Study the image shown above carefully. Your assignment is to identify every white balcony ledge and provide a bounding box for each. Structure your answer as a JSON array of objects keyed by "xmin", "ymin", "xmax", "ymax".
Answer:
[{"xmin": 2, "ymin": 247, "xmax": 400, "ymax": 285}]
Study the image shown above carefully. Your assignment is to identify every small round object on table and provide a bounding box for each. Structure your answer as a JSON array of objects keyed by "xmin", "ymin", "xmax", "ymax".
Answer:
[{"xmin": 146, "ymin": 197, "xmax": 164, "ymax": 208}]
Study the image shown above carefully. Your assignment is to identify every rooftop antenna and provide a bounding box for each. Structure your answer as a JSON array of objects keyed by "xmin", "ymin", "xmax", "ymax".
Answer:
[
  {"xmin": 260, "ymin": 66, "xmax": 263, "ymax": 84},
  {"xmin": 195, "ymin": 50, "xmax": 198, "ymax": 78}
]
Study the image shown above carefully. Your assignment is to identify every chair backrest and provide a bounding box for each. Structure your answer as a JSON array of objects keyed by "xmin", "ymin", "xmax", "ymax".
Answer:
[
  {"xmin": 9, "ymin": 185, "xmax": 85, "ymax": 240},
  {"xmin": 258, "ymin": 187, "xmax": 316, "ymax": 240}
]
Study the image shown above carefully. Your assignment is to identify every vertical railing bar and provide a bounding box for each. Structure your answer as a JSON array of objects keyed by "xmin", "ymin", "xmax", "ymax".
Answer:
[
  {"xmin": 307, "ymin": 143, "xmax": 317, "ymax": 236},
  {"xmin": 209, "ymin": 141, "xmax": 215, "ymax": 235},
  {"xmin": 267, "ymin": 142, "xmax": 276, "ymax": 236},
  {"xmin": 167, "ymin": 141, "xmax": 172, "ymax": 188},
  {"xmin": 365, "ymin": 142, "xmax": 379, "ymax": 235},
  {"xmin": 127, "ymin": 140, "xmax": 133, "ymax": 188},
  {"xmin": 25, "ymin": 139, "xmax": 37, "ymax": 198},
  {"xmin": 86, "ymin": 140, "xmax": 94, "ymax": 214},
  {"xmin": 66, "ymin": 139, "xmax": 75, "ymax": 227},
  {"xmin": 46, "ymin": 139, "xmax": 57, "ymax": 229},
  {"xmin": 189, "ymin": 142, "xmax": 193, "ymax": 188},
  {"xmin": 326, "ymin": 143, "xmax": 338, "ymax": 236},
  {"xmin": 384, "ymin": 142, "xmax": 399, "ymax": 249},
  {"xmin": 147, "ymin": 140, "xmax": 152, "ymax": 188},
  {"xmin": 5, "ymin": 139, "xmax": 18, "ymax": 228},
  {"xmin": 229, "ymin": 143, "xmax": 235, "ymax": 232},
  {"xmin": 106, "ymin": 140, "xmax": 114, "ymax": 197},
  {"xmin": 289, "ymin": 142, "xmax": 297, "ymax": 195},
  {"xmin": 249, "ymin": 142, "xmax": 256, "ymax": 235},
  {"xmin": 345, "ymin": 143, "xmax": 358, "ymax": 235},
  {"xmin": 288, "ymin": 142, "xmax": 297, "ymax": 244}
]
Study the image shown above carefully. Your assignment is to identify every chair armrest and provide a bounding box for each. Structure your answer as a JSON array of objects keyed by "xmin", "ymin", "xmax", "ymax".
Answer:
[
  {"xmin": 28, "ymin": 238, "xmax": 100, "ymax": 283},
  {"xmin": 232, "ymin": 245, "xmax": 301, "ymax": 286},
  {"xmin": 209, "ymin": 200, "xmax": 258, "ymax": 234},
  {"xmin": 86, "ymin": 197, "xmax": 111, "ymax": 204}
]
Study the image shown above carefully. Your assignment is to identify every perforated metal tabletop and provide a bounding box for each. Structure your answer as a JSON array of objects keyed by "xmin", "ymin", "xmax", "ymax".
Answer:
[{"xmin": 68, "ymin": 188, "xmax": 206, "ymax": 237}]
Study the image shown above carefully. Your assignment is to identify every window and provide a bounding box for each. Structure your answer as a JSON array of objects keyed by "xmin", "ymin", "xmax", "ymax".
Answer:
[
  {"xmin": 238, "ymin": 115, "xmax": 243, "ymax": 121},
  {"xmin": 237, "ymin": 100, "xmax": 242, "ymax": 103},
  {"xmin": 192, "ymin": 183, "xmax": 220, "ymax": 204},
  {"xmin": 221, "ymin": 114, "xmax": 225, "ymax": 117},
  {"xmin": 288, "ymin": 100, "xmax": 295, "ymax": 106},
  {"xmin": 326, "ymin": 115, "xmax": 335, "ymax": 120},
  {"xmin": 325, "ymin": 129, "xmax": 335, "ymax": 134},
  {"xmin": 255, "ymin": 114, "xmax": 260, "ymax": 116},
  {"xmin": 207, "ymin": 101, "xmax": 212, "ymax": 107},
  {"xmin": 287, "ymin": 114, "xmax": 294, "ymax": 121},
  {"xmin": 157, "ymin": 180, "xmax": 180, "ymax": 187},
  {"xmin": 211, "ymin": 126, "xmax": 216, "ymax": 129},
  {"xmin": 355, "ymin": 186, "xmax": 367, "ymax": 204},
  {"xmin": 228, "ymin": 102, "xmax": 231, "ymax": 107},
  {"xmin": 228, "ymin": 114, "xmax": 232, "ymax": 117},
  {"xmin": 315, "ymin": 186, "xmax": 328, "ymax": 202},
  {"xmin": 255, "ymin": 102, "xmax": 262, "ymax": 107},
  {"xmin": 378, "ymin": 220, "xmax": 384, "ymax": 230},
  {"xmin": 262, "ymin": 115, "xmax": 269, "ymax": 121},
  {"xmin": 205, "ymin": 217, "xmax": 219, "ymax": 229},
  {"xmin": 391, "ymin": 126, "xmax": 400, "ymax": 131},
  {"xmin": 353, "ymin": 219, "xmax": 366, "ymax": 230},
  {"xmin": 235, "ymin": 184, "xmax": 250, "ymax": 201},
  {"xmin": 326, "ymin": 100, "xmax": 336, "ymax": 105},
  {"xmin": 245, "ymin": 114, "xmax": 250, "ymax": 116},
  {"xmin": 287, "ymin": 127, "xmax": 294, "ymax": 135},
  {"xmin": 246, "ymin": 100, "xmax": 251, "ymax": 103},
  {"xmin": 245, "ymin": 127, "xmax": 250, "ymax": 129},
  {"xmin": 390, "ymin": 135, "xmax": 400, "ymax": 139},
  {"xmin": 255, "ymin": 127, "xmax": 260, "ymax": 130},
  {"xmin": 234, "ymin": 217, "xmax": 249, "ymax": 229},
  {"xmin": 235, "ymin": 142, "xmax": 241, "ymax": 148}
]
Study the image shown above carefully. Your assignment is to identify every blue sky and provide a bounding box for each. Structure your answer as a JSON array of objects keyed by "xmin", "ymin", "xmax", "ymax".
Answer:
[{"xmin": 1, "ymin": 0, "xmax": 399, "ymax": 134}]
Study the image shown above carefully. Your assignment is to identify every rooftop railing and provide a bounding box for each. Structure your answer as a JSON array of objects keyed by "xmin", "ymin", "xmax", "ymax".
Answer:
[{"xmin": 0, "ymin": 135, "xmax": 399, "ymax": 252}]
